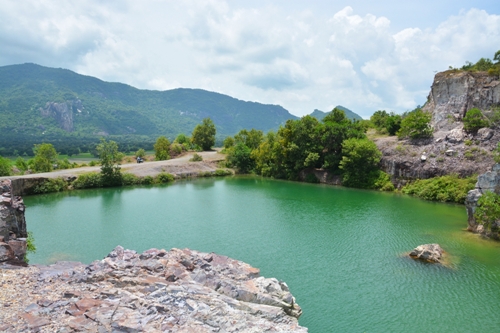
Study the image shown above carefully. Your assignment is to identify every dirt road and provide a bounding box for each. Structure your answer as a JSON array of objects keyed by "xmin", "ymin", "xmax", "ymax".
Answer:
[{"xmin": 1, "ymin": 151, "xmax": 227, "ymax": 181}]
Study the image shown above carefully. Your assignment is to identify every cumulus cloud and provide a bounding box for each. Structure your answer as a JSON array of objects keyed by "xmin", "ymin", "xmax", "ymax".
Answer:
[{"xmin": 0, "ymin": 1, "xmax": 499, "ymax": 118}]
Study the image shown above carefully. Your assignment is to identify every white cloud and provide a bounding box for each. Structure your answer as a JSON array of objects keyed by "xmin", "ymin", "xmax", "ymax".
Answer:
[{"xmin": 0, "ymin": 1, "xmax": 499, "ymax": 118}]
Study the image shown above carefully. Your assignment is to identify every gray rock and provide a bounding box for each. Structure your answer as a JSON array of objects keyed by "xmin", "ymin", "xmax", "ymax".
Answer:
[
  {"xmin": 409, "ymin": 244, "xmax": 444, "ymax": 263},
  {"xmin": 0, "ymin": 179, "xmax": 27, "ymax": 263},
  {"xmin": 446, "ymin": 126, "xmax": 465, "ymax": 143},
  {"xmin": 478, "ymin": 127, "xmax": 494, "ymax": 141}
]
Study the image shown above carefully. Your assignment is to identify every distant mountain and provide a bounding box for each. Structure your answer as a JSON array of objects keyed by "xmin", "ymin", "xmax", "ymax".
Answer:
[
  {"xmin": 310, "ymin": 106, "xmax": 362, "ymax": 121},
  {"xmin": 0, "ymin": 63, "xmax": 298, "ymax": 154}
]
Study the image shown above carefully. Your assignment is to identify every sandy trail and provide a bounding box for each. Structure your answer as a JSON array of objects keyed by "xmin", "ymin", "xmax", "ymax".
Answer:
[{"xmin": 1, "ymin": 151, "xmax": 227, "ymax": 181}]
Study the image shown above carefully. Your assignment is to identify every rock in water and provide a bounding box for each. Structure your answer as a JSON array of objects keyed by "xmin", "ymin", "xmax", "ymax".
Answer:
[
  {"xmin": 0, "ymin": 246, "xmax": 308, "ymax": 332},
  {"xmin": 409, "ymin": 244, "xmax": 443, "ymax": 263}
]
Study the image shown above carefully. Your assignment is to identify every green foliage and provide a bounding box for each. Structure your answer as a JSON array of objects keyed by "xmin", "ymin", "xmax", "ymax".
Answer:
[
  {"xmin": 170, "ymin": 143, "xmax": 184, "ymax": 155},
  {"xmin": 339, "ymin": 138, "xmax": 382, "ymax": 188},
  {"xmin": 15, "ymin": 157, "xmax": 28, "ymax": 173},
  {"xmin": 25, "ymin": 231, "xmax": 36, "ymax": 263},
  {"xmin": 227, "ymin": 143, "xmax": 254, "ymax": 174},
  {"xmin": 121, "ymin": 173, "xmax": 141, "ymax": 186},
  {"xmin": 402, "ymin": 175, "xmax": 476, "ymax": 203},
  {"xmin": 135, "ymin": 148, "xmax": 146, "ymax": 158},
  {"xmin": 223, "ymin": 136, "xmax": 235, "ymax": 149},
  {"xmin": 142, "ymin": 175, "xmax": 154, "ymax": 185},
  {"xmin": 460, "ymin": 50, "xmax": 500, "ymax": 75},
  {"xmin": 192, "ymin": 118, "xmax": 216, "ymax": 151},
  {"xmin": 190, "ymin": 153, "xmax": 203, "ymax": 162},
  {"xmin": 463, "ymin": 108, "xmax": 489, "ymax": 132},
  {"xmin": 96, "ymin": 138, "xmax": 123, "ymax": 187},
  {"xmin": 155, "ymin": 172, "xmax": 175, "ymax": 183},
  {"xmin": 305, "ymin": 173, "xmax": 320, "ymax": 183},
  {"xmin": 32, "ymin": 143, "xmax": 58, "ymax": 173},
  {"xmin": 33, "ymin": 178, "xmax": 67, "ymax": 194},
  {"xmin": 397, "ymin": 109, "xmax": 433, "ymax": 139},
  {"xmin": 474, "ymin": 191, "xmax": 500, "ymax": 236},
  {"xmin": 0, "ymin": 155, "xmax": 12, "ymax": 176},
  {"xmin": 73, "ymin": 172, "xmax": 103, "ymax": 189},
  {"xmin": 234, "ymin": 129, "xmax": 264, "ymax": 150},
  {"xmin": 174, "ymin": 133, "xmax": 189, "ymax": 145},
  {"xmin": 373, "ymin": 171, "xmax": 395, "ymax": 191},
  {"xmin": 154, "ymin": 136, "xmax": 171, "ymax": 161},
  {"xmin": 370, "ymin": 110, "xmax": 402, "ymax": 135},
  {"xmin": 214, "ymin": 169, "xmax": 232, "ymax": 176}
]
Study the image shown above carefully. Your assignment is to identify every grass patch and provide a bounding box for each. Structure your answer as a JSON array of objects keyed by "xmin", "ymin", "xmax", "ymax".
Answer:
[{"xmin": 402, "ymin": 175, "xmax": 476, "ymax": 203}]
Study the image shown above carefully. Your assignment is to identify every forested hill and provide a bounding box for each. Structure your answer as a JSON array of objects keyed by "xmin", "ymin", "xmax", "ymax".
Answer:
[
  {"xmin": 310, "ymin": 106, "xmax": 362, "ymax": 121},
  {"xmin": 0, "ymin": 63, "xmax": 297, "ymax": 154}
]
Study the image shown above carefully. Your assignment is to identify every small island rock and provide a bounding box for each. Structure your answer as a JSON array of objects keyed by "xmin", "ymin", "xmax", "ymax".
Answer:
[{"xmin": 409, "ymin": 243, "xmax": 443, "ymax": 263}]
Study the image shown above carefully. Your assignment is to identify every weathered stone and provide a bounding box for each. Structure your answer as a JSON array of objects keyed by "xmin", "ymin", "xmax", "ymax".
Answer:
[
  {"xmin": 0, "ymin": 179, "xmax": 27, "ymax": 264},
  {"xmin": 446, "ymin": 126, "xmax": 465, "ymax": 143},
  {"xmin": 478, "ymin": 127, "xmax": 494, "ymax": 141},
  {"xmin": 409, "ymin": 244, "xmax": 444, "ymax": 263}
]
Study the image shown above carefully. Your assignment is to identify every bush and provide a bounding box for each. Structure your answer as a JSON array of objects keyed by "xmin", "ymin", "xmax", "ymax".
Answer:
[
  {"xmin": 142, "ymin": 175, "xmax": 154, "ymax": 185},
  {"xmin": 155, "ymin": 172, "xmax": 175, "ymax": 183},
  {"xmin": 397, "ymin": 109, "xmax": 433, "ymax": 139},
  {"xmin": 373, "ymin": 171, "xmax": 395, "ymax": 191},
  {"xmin": 121, "ymin": 173, "xmax": 141, "ymax": 186},
  {"xmin": 0, "ymin": 156, "xmax": 12, "ymax": 176},
  {"xmin": 73, "ymin": 173, "xmax": 103, "ymax": 189},
  {"xmin": 305, "ymin": 173, "xmax": 320, "ymax": 183},
  {"xmin": 402, "ymin": 175, "xmax": 476, "ymax": 203},
  {"xmin": 474, "ymin": 191, "xmax": 500, "ymax": 237},
  {"xmin": 33, "ymin": 178, "xmax": 67, "ymax": 194},
  {"xmin": 190, "ymin": 153, "xmax": 203, "ymax": 162},
  {"xmin": 463, "ymin": 108, "xmax": 489, "ymax": 132},
  {"xmin": 214, "ymin": 169, "xmax": 232, "ymax": 176},
  {"xmin": 25, "ymin": 231, "xmax": 36, "ymax": 263}
]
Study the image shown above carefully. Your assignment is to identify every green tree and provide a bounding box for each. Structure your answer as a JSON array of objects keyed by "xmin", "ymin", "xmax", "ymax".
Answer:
[
  {"xmin": 96, "ymin": 138, "xmax": 123, "ymax": 187},
  {"xmin": 339, "ymin": 138, "xmax": 382, "ymax": 188},
  {"xmin": 223, "ymin": 136, "xmax": 235, "ymax": 149},
  {"xmin": 234, "ymin": 129, "xmax": 264, "ymax": 150},
  {"xmin": 227, "ymin": 143, "xmax": 254, "ymax": 174},
  {"xmin": 15, "ymin": 157, "xmax": 28, "ymax": 173},
  {"xmin": 154, "ymin": 136, "xmax": 171, "ymax": 161},
  {"xmin": 463, "ymin": 108, "xmax": 489, "ymax": 132},
  {"xmin": 192, "ymin": 118, "xmax": 216, "ymax": 151},
  {"xmin": 397, "ymin": 109, "xmax": 433, "ymax": 139},
  {"xmin": 174, "ymin": 133, "xmax": 189, "ymax": 145},
  {"xmin": 0, "ymin": 156, "xmax": 12, "ymax": 176},
  {"xmin": 135, "ymin": 148, "xmax": 146, "ymax": 158},
  {"xmin": 494, "ymin": 50, "xmax": 500, "ymax": 63},
  {"xmin": 32, "ymin": 143, "xmax": 58, "ymax": 173}
]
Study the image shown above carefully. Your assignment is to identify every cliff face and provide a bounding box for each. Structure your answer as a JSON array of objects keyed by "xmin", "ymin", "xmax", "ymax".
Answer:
[
  {"xmin": 0, "ymin": 246, "xmax": 307, "ymax": 332},
  {"xmin": 423, "ymin": 71, "xmax": 500, "ymax": 131},
  {"xmin": 39, "ymin": 99, "xmax": 84, "ymax": 132},
  {"xmin": 376, "ymin": 71, "xmax": 500, "ymax": 186},
  {"xmin": 0, "ymin": 179, "xmax": 27, "ymax": 263}
]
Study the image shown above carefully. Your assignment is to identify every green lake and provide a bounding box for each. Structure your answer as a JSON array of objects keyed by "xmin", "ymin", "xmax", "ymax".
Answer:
[{"xmin": 24, "ymin": 177, "xmax": 500, "ymax": 332}]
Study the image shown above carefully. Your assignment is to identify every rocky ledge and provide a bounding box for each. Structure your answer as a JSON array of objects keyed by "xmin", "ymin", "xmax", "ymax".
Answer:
[{"xmin": 0, "ymin": 246, "xmax": 307, "ymax": 332}]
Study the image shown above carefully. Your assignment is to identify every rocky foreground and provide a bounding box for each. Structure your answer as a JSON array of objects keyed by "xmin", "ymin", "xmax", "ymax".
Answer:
[{"xmin": 0, "ymin": 246, "xmax": 307, "ymax": 332}]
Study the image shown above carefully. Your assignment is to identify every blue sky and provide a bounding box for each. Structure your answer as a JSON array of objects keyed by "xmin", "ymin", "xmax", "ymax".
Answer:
[{"xmin": 1, "ymin": 0, "xmax": 499, "ymax": 118}]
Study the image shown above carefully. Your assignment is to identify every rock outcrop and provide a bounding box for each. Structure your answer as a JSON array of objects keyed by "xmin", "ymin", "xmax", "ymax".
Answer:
[
  {"xmin": 0, "ymin": 179, "xmax": 27, "ymax": 264},
  {"xmin": 376, "ymin": 71, "xmax": 499, "ymax": 186},
  {"xmin": 465, "ymin": 163, "xmax": 500, "ymax": 233},
  {"xmin": 423, "ymin": 71, "xmax": 500, "ymax": 131},
  {"xmin": 409, "ymin": 244, "xmax": 444, "ymax": 263},
  {"xmin": 0, "ymin": 246, "xmax": 307, "ymax": 332},
  {"xmin": 40, "ymin": 99, "xmax": 84, "ymax": 132}
]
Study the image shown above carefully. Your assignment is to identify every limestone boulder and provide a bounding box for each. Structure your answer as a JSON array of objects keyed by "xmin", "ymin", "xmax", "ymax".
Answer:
[{"xmin": 409, "ymin": 244, "xmax": 444, "ymax": 263}]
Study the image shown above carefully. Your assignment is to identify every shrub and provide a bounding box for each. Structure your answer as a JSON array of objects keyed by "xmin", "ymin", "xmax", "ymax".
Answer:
[
  {"xmin": 474, "ymin": 191, "xmax": 500, "ymax": 237},
  {"xmin": 155, "ymin": 172, "xmax": 175, "ymax": 183},
  {"xmin": 142, "ymin": 175, "xmax": 154, "ymax": 185},
  {"xmin": 0, "ymin": 156, "xmax": 12, "ymax": 176},
  {"xmin": 463, "ymin": 108, "xmax": 489, "ymax": 132},
  {"xmin": 73, "ymin": 173, "xmax": 103, "ymax": 189},
  {"xmin": 373, "ymin": 171, "xmax": 395, "ymax": 191},
  {"xmin": 339, "ymin": 138, "xmax": 382, "ymax": 188},
  {"xmin": 305, "ymin": 173, "xmax": 320, "ymax": 183},
  {"xmin": 190, "ymin": 153, "xmax": 203, "ymax": 162},
  {"xmin": 402, "ymin": 175, "xmax": 476, "ymax": 203},
  {"xmin": 25, "ymin": 231, "xmax": 36, "ymax": 264},
  {"xmin": 121, "ymin": 173, "xmax": 141, "ymax": 186},
  {"xmin": 397, "ymin": 109, "xmax": 433, "ymax": 139},
  {"xmin": 214, "ymin": 169, "xmax": 232, "ymax": 176},
  {"xmin": 170, "ymin": 143, "xmax": 183, "ymax": 155},
  {"xmin": 33, "ymin": 178, "xmax": 67, "ymax": 194}
]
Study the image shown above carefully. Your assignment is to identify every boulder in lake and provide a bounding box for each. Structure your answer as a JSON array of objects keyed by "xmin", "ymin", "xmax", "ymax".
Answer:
[{"xmin": 409, "ymin": 243, "xmax": 443, "ymax": 263}]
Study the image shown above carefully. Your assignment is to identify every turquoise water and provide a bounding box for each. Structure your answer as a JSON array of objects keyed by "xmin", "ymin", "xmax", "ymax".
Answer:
[{"xmin": 24, "ymin": 177, "xmax": 500, "ymax": 332}]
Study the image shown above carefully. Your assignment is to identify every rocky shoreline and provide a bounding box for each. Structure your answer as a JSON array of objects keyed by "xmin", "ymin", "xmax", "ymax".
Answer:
[{"xmin": 0, "ymin": 246, "xmax": 307, "ymax": 332}]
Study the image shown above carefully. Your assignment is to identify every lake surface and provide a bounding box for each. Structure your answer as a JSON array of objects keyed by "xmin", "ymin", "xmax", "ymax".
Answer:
[{"xmin": 25, "ymin": 177, "xmax": 500, "ymax": 332}]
